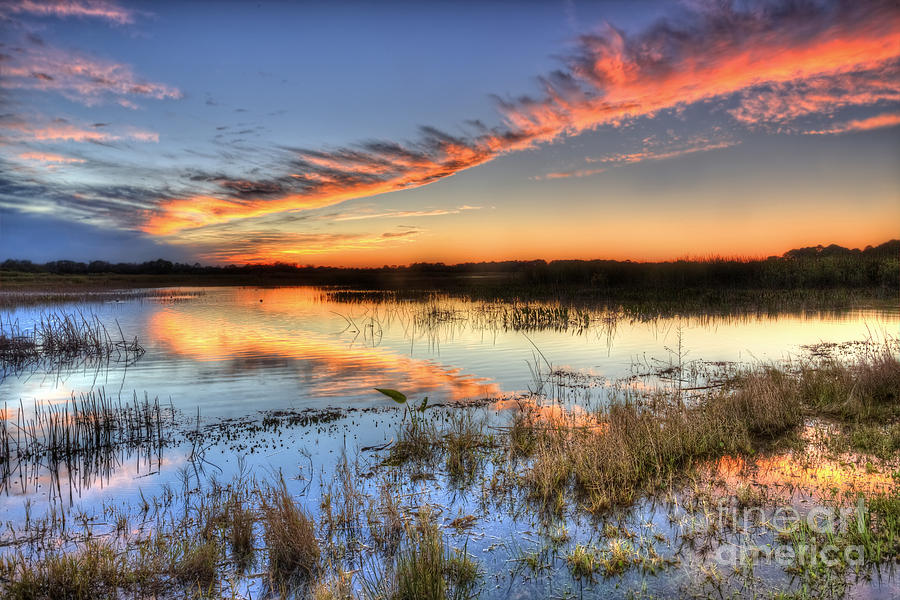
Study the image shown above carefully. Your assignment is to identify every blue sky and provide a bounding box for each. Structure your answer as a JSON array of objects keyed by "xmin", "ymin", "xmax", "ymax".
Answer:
[{"xmin": 1, "ymin": 0, "xmax": 898, "ymax": 265}]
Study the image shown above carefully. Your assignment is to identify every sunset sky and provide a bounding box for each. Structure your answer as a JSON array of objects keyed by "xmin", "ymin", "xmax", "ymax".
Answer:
[{"xmin": 1, "ymin": 0, "xmax": 898, "ymax": 266}]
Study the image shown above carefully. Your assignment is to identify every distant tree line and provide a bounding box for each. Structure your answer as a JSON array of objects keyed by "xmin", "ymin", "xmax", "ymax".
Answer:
[{"xmin": 1, "ymin": 240, "xmax": 897, "ymax": 290}]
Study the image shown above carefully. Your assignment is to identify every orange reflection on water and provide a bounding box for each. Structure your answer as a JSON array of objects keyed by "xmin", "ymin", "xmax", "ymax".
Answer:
[
  {"xmin": 712, "ymin": 452, "xmax": 895, "ymax": 498},
  {"xmin": 491, "ymin": 397, "xmax": 607, "ymax": 432},
  {"xmin": 148, "ymin": 289, "xmax": 499, "ymax": 403}
]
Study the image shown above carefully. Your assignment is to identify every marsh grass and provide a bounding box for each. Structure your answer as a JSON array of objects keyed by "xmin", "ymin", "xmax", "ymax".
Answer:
[
  {"xmin": 1, "ymin": 541, "xmax": 128, "ymax": 600},
  {"xmin": 172, "ymin": 537, "xmax": 220, "ymax": 589},
  {"xmin": 311, "ymin": 568, "xmax": 354, "ymax": 600},
  {"xmin": 392, "ymin": 511, "xmax": 448, "ymax": 600},
  {"xmin": 366, "ymin": 478, "xmax": 406, "ymax": 554},
  {"xmin": 444, "ymin": 410, "xmax": 491, "ymax": 483},
  {"xmin": 0, "ymin": 311, "xmax": 144, "ymax": 374},
  {"xmin": 512, "ymin": 343, "xmax": 899, "ymax": 516},
  {"xmin": 516, "ymin": 385, "xmax": 801, "ymax": 514},
  {"xmin": 226, "ymin": 490, "xmax": 255, "ymax": 569},
  {"xmin": 796, "ymin": 344, "xmax": 900, "ymax": 421},
  {"xmin": 261, "ymin": 478, "xmax": 320, "ymax": 583},
  {"xmin": 365, "ymin": 507, "xmax": 481, "ymax": 600},
  {"xmin": 1, "ymin": 391, "xmax": 172, "ymax": 497},
  {"xmin": 566, "ymin": 543, "xmax": 599, "ymax": 580},
  {"xmin": 386, "ymin": 415, "xmax": 440, "ymax": 465}
]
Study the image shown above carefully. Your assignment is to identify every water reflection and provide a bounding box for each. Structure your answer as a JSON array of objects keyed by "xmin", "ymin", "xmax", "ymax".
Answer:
[
  {"xmin": 1, "ymin": 287, "xmax": 897, "ymax": 420},
  {"xmin": 149, "ymin": 303, "xmax": 500, "ymax": 403}
]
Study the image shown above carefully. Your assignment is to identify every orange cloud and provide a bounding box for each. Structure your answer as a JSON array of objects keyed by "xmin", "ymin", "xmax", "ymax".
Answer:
[
  {"xmin": 330, "ymin": 206, "xmax": 481, "ymax": 222},
  {"xmin": 142, "ymin": 1, "xmax": 900, "ymax": 241},
  {"xmin": 17, "ymin": 151, "xmax": 85, "ymax": 164},
  {"xmin": 804, "ymin": 112, "xmax": 900, "ymax": 135},
  {"xmin": 497, "ymin": 9, "xmax": 900, "ymax": 143},
  {"xmin": 197, "ymin": 229, "xmax": 423, "ymax": 264},
  {"xmin": 142, "ymin": 136, "xmax": 498, "ymax": 235},
  {"xmin": 729, "ymin": 67, "xmax": 900, "ymax": 127},
  {"xmin": 25, "ymin": 124, "xmax": 116, "ymax": 142},
  {"xmin": 2, "ymin": 120, "xmax": 157, "ymax": 143},
  {"xmin": 1, "ymin": 0, "xmax": 134, "ymax": 24}
]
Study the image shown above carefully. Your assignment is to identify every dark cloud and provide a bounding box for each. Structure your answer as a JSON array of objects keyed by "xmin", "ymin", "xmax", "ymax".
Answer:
[{"xmin": 381, "ymin": 229, "xmax": 420, "ymax": 238}]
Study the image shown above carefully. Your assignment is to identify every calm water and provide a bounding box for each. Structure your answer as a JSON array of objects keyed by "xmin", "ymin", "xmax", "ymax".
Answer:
[
  {"xmin": 2, "ymin": 286, "xmax": 898, "ymax": 416},
  {"xmin": 2, "ymin": 287, "xmax": 898, "ymax": 599}
]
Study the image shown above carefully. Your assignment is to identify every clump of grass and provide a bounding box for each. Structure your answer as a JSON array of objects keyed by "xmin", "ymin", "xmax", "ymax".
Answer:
[
  {"xmin": 1, "ymin": 541, "xmax": 132, "ymax": 600},
  {"xmin": 367, "ymin": 507, "xmax": 481, "ymax": 600},
  {"xmin": 311, "ymin": 568, "xmax": 353, "ymax": 600},
  {"xmin": 797, "ymin": 345, "xmax": 900, "ymax": 421},
  {"xmin": 845, "ymin": 423, "xmax": 900, "ymax": 460},
  {"xmin": 444, "ymin": 410, "xmax": 489, "ymax": 482},
  {"xmin": 321, "ymin": 451, "xmax": 367, "ymax": 550},
  {"xmin": 566, "ymin": 543, "xmax": 599, "ymax": 580},
  {"xmin": 172, "ymin": 537, "xmax": 220, "ymax": 589},
  {"xmin": 509, "ymin": 401, "xmax": 539, "ymax": 456},
  {"xmin": 599, "ymin": 538, "xmax": 636, "ymax": 577},
  {"xmin": 445, "ymin": 547, "xmax": 480, "ymax": 600},
  {"xmin": 393, "ymin": 510, "xmax": 447, "ymax": 600},
  {"xmin": 260, "ymin": 479, "xmax": 320, "ymax": 582},
  {"xmin": 387, "ymin": 415, "xmax": 440, "ymax": 465},
  {"xmin": 227, "ymin": 491, "xmax": 255, "ymax": 569},
  {"xmin": 366, "ymin": 478, "xmax": 406, "ymax": 553},
  {"xmin": 734, "ymin": 483, "xmax": 768, "ymax": 508}
]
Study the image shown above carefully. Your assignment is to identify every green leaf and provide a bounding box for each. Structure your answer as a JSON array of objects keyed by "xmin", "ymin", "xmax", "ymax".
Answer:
[
  {"xmin": 375, "ymin": 388, "xmax": 407, "ymax": 404},
  {"xmin": 417, "ymin": 397, "xmax": 429, "ymax": 412}
]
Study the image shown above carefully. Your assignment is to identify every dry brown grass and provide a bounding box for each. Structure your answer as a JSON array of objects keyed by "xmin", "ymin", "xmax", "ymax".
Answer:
[
  {"xmin": 513, "ymin": 343, "xmax": 899, "ymax": 515},
  {"xmin": 797, "ymin": 345, "xmax": 900, "ymax": 421},
  {"xmin": 260, "ymin": 479, "xmax": 320, "ymax": 582},
  {"xmin": 516, "ymin": 372, "xmax": 804, "ymax": 513}
]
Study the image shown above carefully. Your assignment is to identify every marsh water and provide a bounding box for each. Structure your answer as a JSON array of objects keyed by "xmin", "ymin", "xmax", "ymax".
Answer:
[
  {"xmin": 4, "ymin": 286, "xmax": 898, "ymax": 416},
  {"xmin": 2, "ymin": 286, "xmax": 899, "ymax": 598}
]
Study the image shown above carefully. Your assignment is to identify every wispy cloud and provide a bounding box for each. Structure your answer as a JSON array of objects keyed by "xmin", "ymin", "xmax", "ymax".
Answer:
[
  {"xmin": 2, "ymin": 42, "xmax": 181, "ymax": 106},
  {"xmin": 141, "ymin": 0, "xmax": 900, "ymax": 239},
  {"xmin": 329, "ymin": 205, "xmax": 481, "ymax": 222},
  {"xmin": 190, "ymin": 228, "xmax": 425, "ymax": 264},
  {"xmin": 0, "ymin": 0, "xmax": 135, "ymax": 24},
  {"xmin": 538, "ymin": 138, "xmax": 738, "ymax": 179},
  {"xmin": 2, "ymin": 117, "xmax": 158, "ymax": 143},
  {"xmin": 804, "ymin": 112, "xmax": 900, "ymax": 135},
  {"xmin": 537, "ymin": 168, "xmax": 606, "ymax": 181},
  {"xmin": 141, "ymin": 130, "xmax": 500, "ymax": 235},
  {"xmin": 18, "ymin": 151, "xmax": 85, "ymax": 164},
  {"xmin": 729, "ymin": 67, "xmax": 900, "ymax": 129}
]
